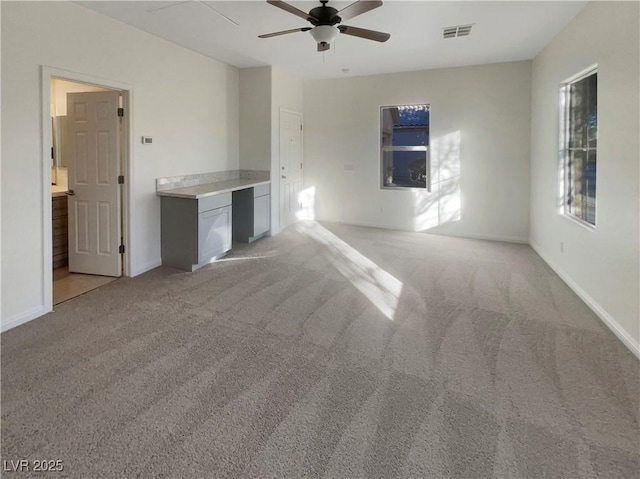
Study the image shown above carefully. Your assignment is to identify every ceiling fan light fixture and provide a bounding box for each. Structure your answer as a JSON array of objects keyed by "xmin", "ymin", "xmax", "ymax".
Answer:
[{"xmin": 310, "ymin": 25, "xmax": 339, "ymax": 44}]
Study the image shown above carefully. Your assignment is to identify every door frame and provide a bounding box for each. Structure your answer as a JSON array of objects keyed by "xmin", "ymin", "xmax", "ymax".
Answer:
[
  {"xmin": 40, "ymin": 66, "xmax": 133, "ymax": 313},
  {"xmin": 278, "ymin": 108, "xmax": 303, "ymax": 232}
]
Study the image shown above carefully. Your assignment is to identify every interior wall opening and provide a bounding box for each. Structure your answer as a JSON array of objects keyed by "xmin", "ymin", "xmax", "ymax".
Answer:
[{"xmin": 50, "ymin": 78, "xmax": 125, "ymax": 305}]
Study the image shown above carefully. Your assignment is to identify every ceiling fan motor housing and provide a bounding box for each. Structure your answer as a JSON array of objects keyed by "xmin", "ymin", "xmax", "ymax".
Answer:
[{"xmin": 308, "ymin": 4, "xmax": 341, "ymax": 26}]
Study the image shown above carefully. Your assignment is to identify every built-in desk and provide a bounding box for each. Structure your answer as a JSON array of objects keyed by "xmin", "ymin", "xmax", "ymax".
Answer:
[{"xmin": 157, "ymin": 179, "xmax": 270, "ymax": 271}]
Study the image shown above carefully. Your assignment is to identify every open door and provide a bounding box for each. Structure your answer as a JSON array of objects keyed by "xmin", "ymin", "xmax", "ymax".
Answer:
[
  {"xmin": 66, "ymin": 91, "xmax": 121, "ymax": 277},
  {"xmin": 279, "ymin": 109, "xmax": 303, "ymax": 230}
]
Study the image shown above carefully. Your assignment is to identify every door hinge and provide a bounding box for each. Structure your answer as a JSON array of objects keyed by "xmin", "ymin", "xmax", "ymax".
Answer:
[
  {"xmin": 118, "ymin": 175, "xmax": 125, "ymax": 184},
  {"xmin": 119, "ymin": 244, "xmax": 125, "ymax": 254},
  {"xmin": 300, "ymin": 124, "xmax": 303, "ymax": 131},
  {"xmin": 117, "ymin": 108, "xmax": 124, "ymax": 117},
  {"xmin": 51, "ymin": 147, "xmax": 55, "ymax": 160}
]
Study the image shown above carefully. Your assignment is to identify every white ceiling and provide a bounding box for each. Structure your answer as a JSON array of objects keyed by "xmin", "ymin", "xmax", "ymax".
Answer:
[{"xmin": 77, "ymin": 1, "xmax": 587, "ymax": 80}]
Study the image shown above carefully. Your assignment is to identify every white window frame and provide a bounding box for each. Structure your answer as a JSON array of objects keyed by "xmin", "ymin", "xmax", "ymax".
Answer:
[
  {"xmin": 380, "ymin": 104, "xmax": 431, "ymax": 191},
  {"xmin": 559, "ymin": 66, "xmax": 598, "ymax": 228}
]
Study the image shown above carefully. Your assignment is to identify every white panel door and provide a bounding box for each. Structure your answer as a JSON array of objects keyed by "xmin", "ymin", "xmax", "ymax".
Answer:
[
  {"xmin": 279, "ymin": 110, "xmax": 303, "ymax": 230},
  {"xmin": 67, "ymin": 91, "xmax": 121, "ymax": 277}
]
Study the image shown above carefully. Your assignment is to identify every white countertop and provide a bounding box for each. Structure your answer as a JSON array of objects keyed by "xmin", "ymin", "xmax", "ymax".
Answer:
[
  {"xmin": 157, "ymin": 179, "xmax": 270, "ymax": 199},
  {"xmin": 52, "ymin": 185, "xmax": 68, "ymax": 198}
]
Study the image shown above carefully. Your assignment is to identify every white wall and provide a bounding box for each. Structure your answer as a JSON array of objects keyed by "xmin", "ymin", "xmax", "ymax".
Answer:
[
  {"xmin": 303, "ymin": 62, "xmax": 531, "ymax": 242},
  {"xmin": 1, "ymin": 1, "xmax": 239, "ymax": 327},
  {"xmin": 0, "ymin": 0, "xmax": 3, "ymax": 323},
  {"xmin": 239, "ymin": 67, "xmax": 271, "ymax": 172},
  {"xmin": 271, "ymin": 67, "xmax": 304, "ymax": 235},
  {"xmin": 530, "ymin": 1, "xmax": 639, "ymax": 354},
  {"xmin": 237, "ymin": 66, "xmax": 303, "ymax": 236}
]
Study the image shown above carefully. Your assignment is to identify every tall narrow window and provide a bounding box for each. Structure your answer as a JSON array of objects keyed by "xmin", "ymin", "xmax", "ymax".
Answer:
[
  {"xmin": 561, "ymin": 69, "xmax": 597, "ymax": 226},
  {"xmin": 380, "ymin": 104, "xmax": 430, "ymax": 190}
]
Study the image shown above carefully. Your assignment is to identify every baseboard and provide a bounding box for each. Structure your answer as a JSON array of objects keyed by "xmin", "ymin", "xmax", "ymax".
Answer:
[
  {"xmin": 130, "ymin": 259, "xmax": 162, "ymax": 277},
  {"xmin": 446, "ymin": 232, "xmax": 529, "ymax": 244},
  {"xmin": 336, "ymin": 219, "xmax": 529, "ymax": 244},
  {"xmin": 337, "ymin": 219, "xmax": 408, "ymax": 232},
  {"xmin": 1, "ymin": 305, "xmax": 49, "ymax": 333},
  {"xmin": 530, "ymin": 241, "xmax": 640, "ymax": 359}
]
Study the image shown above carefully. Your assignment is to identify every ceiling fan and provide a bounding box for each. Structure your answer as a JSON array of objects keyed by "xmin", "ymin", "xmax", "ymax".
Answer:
[{"xmin": 259, "ymin": 0, "xmax": 390, "ymax": 52}]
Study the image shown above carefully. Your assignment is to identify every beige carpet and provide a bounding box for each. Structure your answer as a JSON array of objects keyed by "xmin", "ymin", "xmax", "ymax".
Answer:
[{"xmin": 2, "ymin": 221, "xmax": 638, "ymax": 478}]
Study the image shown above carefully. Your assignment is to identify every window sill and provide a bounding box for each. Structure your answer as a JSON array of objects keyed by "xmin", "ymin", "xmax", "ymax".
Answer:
[
  {"xmin": 381, "ymin": 185, "xmax": 430, "ymax": 192},
  {"xmin": 560, "ymin": 212, "xmax": 596, "ymax": 231}
]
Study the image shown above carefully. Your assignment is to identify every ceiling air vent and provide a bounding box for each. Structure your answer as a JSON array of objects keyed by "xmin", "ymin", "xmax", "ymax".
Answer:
[{"xmin": 443, "ymin": 24, "xmax": 473, "ymax": 39}]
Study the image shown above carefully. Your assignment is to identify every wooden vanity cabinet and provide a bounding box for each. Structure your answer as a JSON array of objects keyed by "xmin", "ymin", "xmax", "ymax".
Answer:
[{"xmin": 52, "ymin": 196, "xmax": 68, "ymax": 269}]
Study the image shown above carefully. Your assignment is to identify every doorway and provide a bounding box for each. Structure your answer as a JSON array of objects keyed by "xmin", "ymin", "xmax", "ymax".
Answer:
[
  {"xmin": 50, "ymin": 79, "xmax": 124, "ymax": 303},
  {"xmin": 279, "ymin": 109, "xmax": 303, "ymax": 230},
  {"xmin": 42, "ymin": 68, "xmax": 132, "ymax": 309}
]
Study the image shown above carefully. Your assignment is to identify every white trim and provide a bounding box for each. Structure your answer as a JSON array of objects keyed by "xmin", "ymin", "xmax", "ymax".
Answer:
[
  {"xmin": 40, "ymin": 66, "xmax": 134, "ymax": 321},
  {"xmin": 560, "ymin": 211, "xmax": 596, "ymax": 232},
  {"xmin": 130, "ymin": 259, "xmax": 162, "ymax": 278},
  {"xmin": 121, "ymin": 87, "xmax": 134, "ymax": 278},
  {"xmin": 379, "ymin": 103, "xmax": 432, "ymax": 192},
  {"xmin": 531, "ymin": 241, "xmax": 640, "ymax": 359},
  {"xmin": 40, "ymin": 69, "xmax": 54, "ymax": 317},
  {"xmin": 1, "ymin": 305, "xmax": 48, "ymax": 333},
  {"xmin": 335, "ymin": 219, "xmax": 529, "ymax": 243},
  {"xmin": 562, "ymin": 63, "xmax": 598, "ymax": 85},
  {"xmin": 443, "ymin": 232, "xmax": 529, "ymax": 244},
  {"xmin": 559, "ymin": 66, "xmax": 598, "ymax": 229}
]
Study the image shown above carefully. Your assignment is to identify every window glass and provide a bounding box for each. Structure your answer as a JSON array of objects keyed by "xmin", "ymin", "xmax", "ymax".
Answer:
[
  {"xmin": 381, "ymin": 104, "xmax": 430, "ymax": 190},
  {"xmin": 563, "ymin": 70, "xmax": 597, "ymax": 226}
]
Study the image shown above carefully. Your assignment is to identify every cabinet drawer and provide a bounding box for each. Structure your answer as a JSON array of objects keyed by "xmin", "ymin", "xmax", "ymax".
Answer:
[
  {"xmin": 253, "ymin": 184, "xmax": 270, "ymax": 198},
  {"xmin": 198, "ymin": 192, "xmax": 232, "ymax": 213}
]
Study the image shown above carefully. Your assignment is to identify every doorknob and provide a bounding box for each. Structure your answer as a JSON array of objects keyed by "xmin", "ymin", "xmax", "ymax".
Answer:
[{"xmin": 66, "ymin": 189, "xmax": 75, "ymax": 196}]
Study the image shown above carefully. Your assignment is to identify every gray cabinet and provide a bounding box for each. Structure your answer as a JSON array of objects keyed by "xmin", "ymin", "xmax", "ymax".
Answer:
[
  {"xmin": 161, "ymin": 193, "xmax": 232, "ymax": 271},
  {"xmin": 232, "ymin": 184, "xmax": 271, "ymax": 243}
]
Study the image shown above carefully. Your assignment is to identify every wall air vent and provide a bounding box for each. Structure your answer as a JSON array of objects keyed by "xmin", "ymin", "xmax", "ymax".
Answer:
[{"xmin": 443, "ymin": 24, "xmax": 473, "ymax": 39}]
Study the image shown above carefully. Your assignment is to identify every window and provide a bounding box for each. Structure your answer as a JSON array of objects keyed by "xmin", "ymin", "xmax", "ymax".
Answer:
[
  {"xmin": 380, "ymin": 104, "xmax": 430, "ymax": 190},
  {"xmin": 561, "ymin": 69, "xmax": 597, "ymax": 226}
]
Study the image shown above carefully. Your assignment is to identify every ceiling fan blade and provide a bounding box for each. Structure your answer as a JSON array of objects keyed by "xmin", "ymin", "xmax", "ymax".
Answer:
[
  {"xmin": 267, "ymin": 0, "xmax": 318, "ymax": 22},
  {"xmin": 317, "ymin": 42, "xmax": 331, "ymax": 52},
  {"xmin": 334, "ymin": 0, "xmax": 382, "ymax": 22},
  {"xmin": 338, "ymin": 25, "xmax": 390, "ymax": 42},
  {"xmin": 259, "ymin": 27, "xmax": 311, "ymax": 38}
]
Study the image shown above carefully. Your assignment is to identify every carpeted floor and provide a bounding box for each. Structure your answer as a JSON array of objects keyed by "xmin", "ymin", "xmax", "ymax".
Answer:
[{"xmin": 2, "ymin": 222, "xmax": 638, "ymax": 478}]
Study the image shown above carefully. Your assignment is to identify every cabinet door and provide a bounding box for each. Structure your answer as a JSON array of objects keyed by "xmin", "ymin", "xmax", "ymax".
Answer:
[
  {"xmin": 253, "ymin": 195, "xmax": 270, "ymax": 236},
  {"xmin": 198, "ymin": 206, "xmax": 232, "ymax": 263}
]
